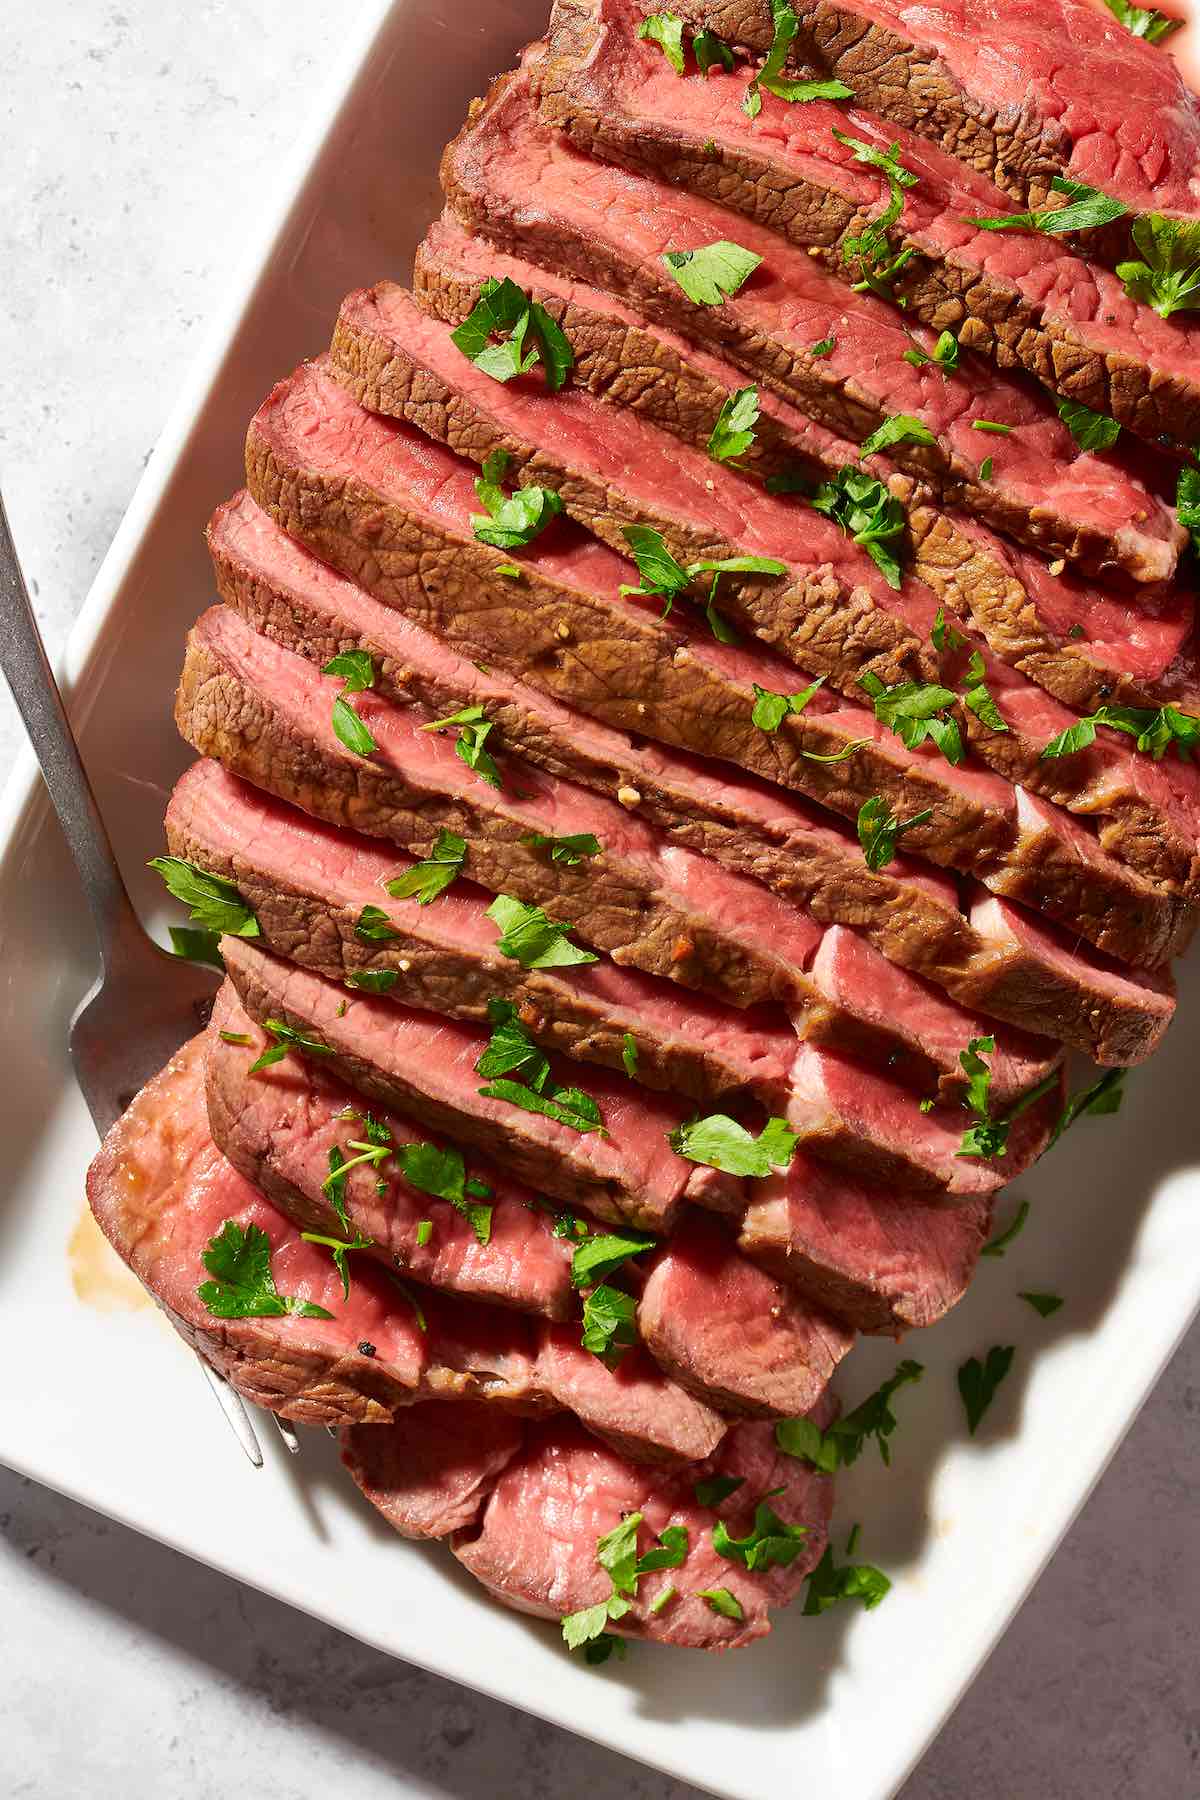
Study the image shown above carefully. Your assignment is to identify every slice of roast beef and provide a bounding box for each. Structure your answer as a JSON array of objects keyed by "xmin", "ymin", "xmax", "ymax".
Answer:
[
  {"xmin": 217, "ymin": 937, "xmax": 1045, "ymax": 1208},
  {"xmin": 341, "ymin": 1404, "xmax": 527, "ymax": 1539},
  {"xmin": 666, "ymin": 0, "xmax": 1200, "ymax": 238},
  {"xmin": 443, "ymin": 70, "xmax": 1186, "ymax": 567},
  {"xmin": 325, "ymin": 305, "xmax": 1192, "ymax": 965},
  {"xmin": 207, "ymin": 998, "xmax": 854, "ymax": 1416},
  {"xmin": 535, "ymin": 0, "xmax": 1200, "ymax": 446},
  {"xmin": 451, "ymin": 1406, "xmax": 835, "ymax": 1650},
  {"xmin": 218, "ymin": 938, "xmax": 736, "ymax": 1230},
  {"xmin": 739, "ymin": 1152, "xmax": 992, "ymax": 1333},
  {"xmin": 409, "ymin": 231, "xmax": 1200, "ymax": 896},
  {"xmin": 171, "ymin": 750, "xmax": 1061, "ymax": 1111},
  {"xmin": 209, "ymin": 488, "xmax": 1175, "ymax": 1064},
  {"xmin": 86, "ymin": 1030, "xmax": 607, "ymax": 1430},
  {"xmin": 635, "ymin": 1211, "xmax": 852, "ymax": 1417},
  {"xmin": 415, "ymin": 211, "xmax": 1183, "ymax": 593},
  {"xmin": 184, "ymin": 608, "xmax": 1140, "ymax": 1093},
  {"xmin": 171, "ymin": 757, "xmax": 802, "ymax": 1107}
]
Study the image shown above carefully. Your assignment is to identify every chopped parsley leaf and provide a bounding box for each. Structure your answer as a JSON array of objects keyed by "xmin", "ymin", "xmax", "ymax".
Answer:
[
  {"xmin": 521, "ymin": 830, "xmax": 602, "ymax": 866},
  {"xmin": 713, "ymin": 1496, "xmax": 809, "ymax": 1571},
  {"xmin": 751, "ymin": 676, "xmax": 826, "ymax": 732},
  {"xmin": 386, "ymin": 829, "xmax": 468, "ymax": 904},
  {"xmin": 803, "ymin": 1544, "xmax": 890, "ymax": 1614},
  {"xmin": 1101, "ymin": 0, "xmax": 1182, "ymax": 43},
  {"xmin": 662, "ymin": 241, "xmax": 762, "ymax": 305},
  {"xmin": 859, "ymin": 671, "xmax": 963, "ymax": 765},
  {"xmin": 1057, "ymin": 396, "xmax": 1122, "ymax": 451},
  {"xmin": 637, "ymin": 11, "xmax": 686, "ymax": 72},
  {"xmin": 168, "ymin": 925, "xmax": 225, "ymax": 971},
  {"xmin": 958, "ymin": 1344, "xmax": 1015, "ymax": 1434},
  {"xmin": 421, "ymin": 703, "xmax": 502, "ymax": 789},
  {"xmin": 622, "ymin": 1032, "xmax": 639, "ymax": 1079},
  {"xmin": 859, "ymin": 413, "xmax": 935, "ymax": 457},
  {"xmin": 198, "ymin": 1219, "xmax": 333, "ymax": 1321},
  {"xmin": 393, "ymin": 1140, "xmax": 493, "ymax": 1244},
  {"xmin": 970, "ymin": 175, "xmax": 1128, "ymax": 236},
  {"xmin": 708, "ymin": 385, "xmax": 760, "ymax": 463},
  {"xmin": 486, "ymin": 893, "xmax": 598, "ymax": 970},
  {"xmin": 810, "ymin": 465, "xmax": 907, "ymax": 588},
  {"xmin": 1048, "ymin": 1067, "xmax": 1126, "ymax": 1147},
  {"xmin": 451, "ymin": 276, "xmax": 573, "ymax": 389},
  {"xmin": 570, "ymin": 1227, "xmax": 656, "ymax": 1290},
  {"xmin": 777, "ymin": 1359, "xmax": 924, "ymax": 1471},
  {"xmin": 355, "ymin": 903, "xmax": 400, "ymax": 941},
  {"xmin": 247, "ymin": 1017, "xmax": 335, "ymax": 1075},
  {"xmin": 1020, "ymin": 1290, "xmax": 1064, "ymax": 1317},
  {"xmin": 697, "ymin": 1586, "xmax": 744, "ymax": 1621},
  {"xmin": 148, "ymin": 856, "xmax": 260, "ymax": 938},
  {"xmin": 669, "ymin": 1112, "xmax": 797, "ymax": 1178},
  {"xmin": 1115, "ymin": 211, "xmax": 1200, "ymax": 317},
  {"xmin": 856, "ymin": 795, "xmax": 932, "ymax": 871},
  {"xmin": 344, "ymin": 969, "xmax": 398, "ymax": 994},
  {"xmin": 980, "ymin": 1199, "xmax": 1030, "ymax": 1258},
  {"xmin": 471, "ymin": 448, "xmax": 564, "ymax": 550}
]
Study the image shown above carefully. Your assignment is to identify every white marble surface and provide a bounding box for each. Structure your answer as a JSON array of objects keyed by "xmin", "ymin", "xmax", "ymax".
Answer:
[{"xmin": 1, "ymin": 5, "xmax": 1197, "ymax": 1796}]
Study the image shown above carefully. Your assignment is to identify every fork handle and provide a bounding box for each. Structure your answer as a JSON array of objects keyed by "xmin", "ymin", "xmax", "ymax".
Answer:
[{"xmin": 0, "ymin": 493, "xmax": 141, "ymax": 968}]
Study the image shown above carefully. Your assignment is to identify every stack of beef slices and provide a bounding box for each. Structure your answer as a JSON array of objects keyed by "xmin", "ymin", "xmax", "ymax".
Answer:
[{"xmin": 88, "ymin": 0, "xmax": 1200, "ymax": 1652}]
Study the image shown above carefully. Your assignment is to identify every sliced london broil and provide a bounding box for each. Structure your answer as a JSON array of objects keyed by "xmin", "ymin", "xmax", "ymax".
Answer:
[
  {"xmin": 402, "ymin": 244, "xmax": 1200, "ymax": 897},
  {"xmin": 450, "ymin": 1406, "xmax": 836, "ymax": 1649},
  {"xmin": 84, "ymin": 1031, "xmax": 525, "ymax": 1425},
  {"xmin": 208, "ymin": 1000, "xmax": 855, "ymax": 1419},
  {"xmin": 170, "ymin": 757, "xmax": 802, "ymax": 1107},
  {"xmin": 209, "ymin": 487, "xmax": 1176, "ymax": 1064},
  {"xmin": 666, "ymin": 0, "xmax": 1200, "ymax": 233},
  {"xmin": 739, "ymin": 1152, "xmax": 993, "ymax": 1335},
  {"xmin": 341, "ymin": 1403, "xmax": 527, "ymax": 1539},
  {"xmin": 535, "ymin": 0, "xmax": 1200, "ymax": 446},
  {"xmin": 218, "ymin": 938, "xmax": 737, "ymax": 1231},
  {"xmin": 442, "ymin": 70, "xmax": 1182, "ymax": 580},
  {"xmin": 325, "ymin": 304, "xmax": 1193, "ymax": 965}
]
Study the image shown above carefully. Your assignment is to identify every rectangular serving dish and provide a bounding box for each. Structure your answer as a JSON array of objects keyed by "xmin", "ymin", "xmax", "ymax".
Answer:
[{"xmin": 2, "ymin": 5, "xmax": 1199, "ymax": 1795}]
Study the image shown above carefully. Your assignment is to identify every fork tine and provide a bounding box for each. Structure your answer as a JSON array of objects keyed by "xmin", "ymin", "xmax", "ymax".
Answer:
[
  {"xmin": 196, "ymin": 1358, "xmax": 264, "ymax": 1467},
  {"xmin": 272, "ymin": 1415, "xmax": 302, "ymax": 1455}
]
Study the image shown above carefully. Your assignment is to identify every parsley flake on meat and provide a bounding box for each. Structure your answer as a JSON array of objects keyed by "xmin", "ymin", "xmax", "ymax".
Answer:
[
  {"xmin": 471, "ymin": 449, "xmax": 564, "ymax": 551},
  {"xmin": 694, "ymin": 1474, "xmax": 745, "ymax": 1507},
  {"xmin": 810, "ymin": 336, "xmax": 836, "ymax": 358},
  {"xmin": 476, "ymin": 998, "xmax": 605, "ymax": 1135},
  {"xmin": 713, "ymin": 1493, "xmax": 809, "ymax": 1571},
  {"xmin": 386, "ymin": 829, "xmax": 468, "ymax": 904},
  {"xmin": 421, "ymin": 703, "xmax": 502, "ymax": 789},
  {"xmin": 970, "ymin": 175, "xmax": 1128, "ymax": 236},
  {"xmin": 248, "ymin": 1018, "xmax": 335, "ymax": 1075},
  {"xmin": 392, "ymin": 1139, "xmax": 494, "ymax": 1245},
  {"xmin": 859, "ymin": 672, "xmax": 964, "ymax": 765},
  {"xmin": 148, "ymin": 856, "xmax": 260, "ymax": 938},
  {"xmin": 344, "ymin": 969, "xmax": 398, "ymax": 994},
  {"xmin": 697, "ymin": 1587, "xmax": 744, "ymax": 1621},
  {"xmin": 856, "ymin": 796, "xmax": 932, "ymax": 871},
  {"xmin": 1101, "ymin": 0, "xmax": 1182, "ymax": 43},
  {"xmin": 743, "ymin": 0, "xmax": 853, "ymax": 115},
  {"xmin": 622, "ymin": 1033, "xmax": 639, "ymax": 1079},
  {"xmin": 451, "ymin": 276, "xmax": 573, "ymax": 389},
  {"xmin": 750, "ymin": 676, "xmax": 826, "ymax": 732},
  {"xmin": 570, "ymin": 1227, "xmax": 656, "ymax": 1289},
  {"xmin": 958, "ymin": 1344, "xmax": 1015, "ymax": 1434},
  {"xmin": 580, "ymin": 1283, "xmax": 639, "ymax": 1364},
  {"xmin": 322, "ymin": 649, "xmax": 378, "ymax": 758},
  {"xmin": 486, "ymin": 893, "xmax": 598, "ymax": 970},
  {"xmin": 831, "ymin": 130, "xmax": 918, "ymax": 300},
  {"xmin": 355, "ymin": 903, "xmax": 401, "ymax": 940},
  {"xmin": 1040, "ymin": 701, "xmax": 1200, "ymax": 763},
  {"xmin": 809, "ymin": 466, "xmax": 908, "ymax": 588},
  {"xmin": 961, "ymin": 651, "xmax": 1008, "ymax": 733},
  {"xmin": 662, "ymin": 241, "xmax": 763, "ymax": 305},
  {"xmin": 1118, "ymin": 214, "xmax": 1200, "ymax": 317},
  {"xmin": 619, "ymin": 523, "xmax": 784, "ymax": 637},
  {"xmin": 859, "ymin": 413, "xmax": 935, "ymax": 456},
  {"xmin": 903, "ymin": 329, "xmax": 959, "ymax": 371},
  {"xmin": 669, "ymin": 1112, "xmax": 797, "ymax": 1177},
  {"xmin": 1056, "ymin": 396, "xmax": 1122, "ymax": 451},
  {"xmin": 708, "ymin": 385, "xmax": 760, "ymax": 463},
  {"xmin": 521, "ymin": 830, "xmax": 602, "ymax": 866},
  {"xmin": 197, "ymin": 1219, "xmax": 333, "ymax": 1321},
  {"xmin": 300, "ymin": 1225, "xmax": 375, "ymax": 1302},
  {"xmin": 637, "ymin": 10, "xmax": 686, "ymax": 71},
  {"xmin": 1177, "ymin": 463, "xmax": 1200, "ymax": 557},
  {"xmin": 562, "ymin": 1512, "xmax": 690, "ymax": 1654}
]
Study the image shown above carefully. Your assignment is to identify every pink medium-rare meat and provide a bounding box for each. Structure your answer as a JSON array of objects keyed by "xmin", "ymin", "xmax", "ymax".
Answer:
[
  {"xmin": 169, "ymin": 756, "xmax": 1059, "ymax": 1112},
  {"xmin": 442, "ymin": 70, "xmax": 1184, "ymax": 572},
  {"xmin": 666, "ymin": 0, "xmax": 1200, "ymax": 225},
  {"xmin": 783, "ymin": 1038, "xmax": 1060, "ymax": 1195},
  {"xmin": 208, "ymin": 998, "xmax": 853, "ymax": 1416},
  {"xmin": 535, "ymin": 0, "xmax": 1200, "ymax": 445},
  {"xmin": 451, "ymin": 1406, "xmax": 835, "ymax": 1650},
  {"xmin": 341, "ymin": 1403, "xmax": 527, "ymax": 1539},
  {"xmin": 207, "ymin": 492, "xmax": 1173, "ymax": 1065},
  {"xmin": 364, "ymin": 273, "xmax": 1200, "ymax": 899},
  {"xmin": 324, "ymin": 311, "xmax": 1192, "ymax": 966},
  {"xmin": 217, "ymin": 937, "xmax": 737, "ymax": 1231},
  {"xmin": 636, "ymin": 1211, "xmax": 853, "ymax": 1417},
  {"xmin": 739, "ymin": 1152, "xmax": 992, "ymax": 1333},
  {"xmin": 169, "ymin": 758, "xmax": 801, "ymax": 1107},
  {"xmin": 203, "ymin": 997, "xmax": 579, "ymax": 1320},
  {"xmin": 85, "ymin": 1030, "xmax": 550, "ymax": 1426}
]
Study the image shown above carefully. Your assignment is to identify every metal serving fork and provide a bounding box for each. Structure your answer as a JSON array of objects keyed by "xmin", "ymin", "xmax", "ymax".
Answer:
[{"xmin": 0, "ymin": 491, "xmax": 299, "ymax": 1466}]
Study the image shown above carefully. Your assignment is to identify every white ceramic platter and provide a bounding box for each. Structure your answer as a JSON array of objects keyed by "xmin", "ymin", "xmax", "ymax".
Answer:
[{"xmin": 2, "ymin": 5, "xmax": 1199, "ymax": 1795}]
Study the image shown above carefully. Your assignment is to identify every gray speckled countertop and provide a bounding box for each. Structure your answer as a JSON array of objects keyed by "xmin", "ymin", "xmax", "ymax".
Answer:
[{"xmin": 1, "ymin": 6, "xmax": 1197, "ymax": 1796}]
